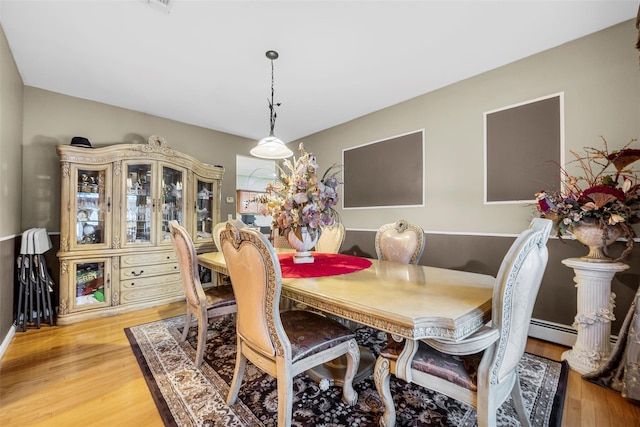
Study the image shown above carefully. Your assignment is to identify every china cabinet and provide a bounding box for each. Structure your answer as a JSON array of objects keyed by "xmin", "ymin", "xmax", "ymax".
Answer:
[{"xmin": 56, "ymin": 136, "xmax": 223, "ymax": 324}]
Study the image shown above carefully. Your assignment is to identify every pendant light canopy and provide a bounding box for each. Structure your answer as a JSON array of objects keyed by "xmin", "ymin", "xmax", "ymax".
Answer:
[{"xmin": 250, "ymin": 50, "xmax": 293, "ymax": 159}]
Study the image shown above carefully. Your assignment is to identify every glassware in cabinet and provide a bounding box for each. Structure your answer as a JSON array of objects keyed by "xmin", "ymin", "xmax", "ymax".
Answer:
[
  {"xmin": 124, "ymin": 163, "xmax": 153, "ymax": 244},
  {"xmin": 195, "ymin": 180, "xmax": 214, "ymax": 240},
  {"xmin": 160, "ymin": 165, "xmax": 185, "ymax": 243},
  {"xmin": 72, "ymin": 166, "xmax": 112, "ymax": 250}
]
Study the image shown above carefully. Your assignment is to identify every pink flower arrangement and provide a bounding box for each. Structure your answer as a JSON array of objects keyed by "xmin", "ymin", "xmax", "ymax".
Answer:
[{"xmin": 255, "ymin": 143, "xmax": 340, "ymax": 240}]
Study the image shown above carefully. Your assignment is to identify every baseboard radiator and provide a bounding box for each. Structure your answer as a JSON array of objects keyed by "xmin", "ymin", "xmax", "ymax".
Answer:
[{"xmin": 528, "ymin": 318, "xmax": 618, "ymax": 347}]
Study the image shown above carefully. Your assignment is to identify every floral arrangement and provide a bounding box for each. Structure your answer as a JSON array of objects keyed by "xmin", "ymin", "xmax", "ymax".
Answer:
[
  {"xmin": 535, "ymin": 137, "xmax": 640, "ymax": 259},
  {"xmin": 253, "ymin": 143, "xmax": 341, "ymax": 241}
]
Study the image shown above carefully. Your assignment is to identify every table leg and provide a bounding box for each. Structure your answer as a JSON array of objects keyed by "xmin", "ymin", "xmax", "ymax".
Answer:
[
  {"xmin": 373, "ymin": 337, "xmax": 418, "ymax": 427},
  {"xmin": 374, "ymin": 356, "xmax": 395, "ymax": 427}
]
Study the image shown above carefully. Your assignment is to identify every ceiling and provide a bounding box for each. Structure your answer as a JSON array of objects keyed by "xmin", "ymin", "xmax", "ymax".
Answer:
[{"xmin": 1, "ymin": 1, "xmax": 638, "ymax": 146}]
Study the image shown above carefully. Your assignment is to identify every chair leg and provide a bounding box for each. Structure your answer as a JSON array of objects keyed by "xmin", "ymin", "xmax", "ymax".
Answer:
[
  {"xmin": 39, "ymin": 255, "xmax": 55, "ymax": 325},
  {"xmin": 226, "ymin": 346, "xmax": 247, "ymax": 406},
  {"xmin": 476, "ymin": 389, "xmax": 498, "ymax": 427},
  {"xmin": 511, "ymin": 373, "xmax": 532, "ymax": 427},
  {"xmin": 16, "ymin": 256, "xmax": 25, "ymax": 330},
  {"xmin": 194, "ymin": 316, "xmax": 208, "ymax": 367},
  {"xmin": 341, "ymin": 340, "xmax": 359, "ymax": 406},
  {"xmin": 181, "ymin": 309, "xmax": 192, "ymax": 342},
  {"xmin": 374, "ymin": 357, "xmax": 396, "ymax": 427},
  {"xmin": 276, "ymin": 363, "xmax": 293, "ymax": 427},
  {"xmin": 34, "ymin": 272, "xmax": 42, "ymax": 329},
  {"xmin": 21, "ymin": 274, "xmax": 29, "ymax": 332}
]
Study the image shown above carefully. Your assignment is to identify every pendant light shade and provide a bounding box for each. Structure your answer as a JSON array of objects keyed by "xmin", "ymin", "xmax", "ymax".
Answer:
[
  {"xmin": 251, "ymin": 135, "xmax": 293, "ymax": 159},
  {"xmin": 250, "ymin": 50, "xmax": 293, "ymax": 159}
]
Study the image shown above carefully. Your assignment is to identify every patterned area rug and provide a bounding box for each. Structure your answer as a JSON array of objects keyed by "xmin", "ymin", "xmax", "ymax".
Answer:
[{"xmin": 125, "ymin": 315, "xmax": 567, "ymax": 427}]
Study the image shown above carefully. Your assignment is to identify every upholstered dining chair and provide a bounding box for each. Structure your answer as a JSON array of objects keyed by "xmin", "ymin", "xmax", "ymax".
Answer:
[
  {"xmin": 272, "ymin": 227, "xmax": 293, "ymax": 249},
  {"xmin": 314, "ymin": 222, "xmax": 346, "ymax": 254},
  {"xmin": 374, "ymin": 218, "xmax": 553, "ymax": 427},
  {"xmin": 168, "ymin": 220, "xmax": 237, "ymax": 368},
  {"xmin": 220, "ymin": 220, "xmax": 360, "ymax": 427},
  {"xmin": 212, "ymin": 221, "xmax": 226, "ymax": 251},
  {"xmin": 375, "ymin": 219, "xmax": 425, "ymax": 264}
]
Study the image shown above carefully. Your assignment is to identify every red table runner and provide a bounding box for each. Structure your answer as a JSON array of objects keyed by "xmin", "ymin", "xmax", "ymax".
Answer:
[{"xmin": 277, "ymin": 253, "xmax": 372, "ymax": 278}]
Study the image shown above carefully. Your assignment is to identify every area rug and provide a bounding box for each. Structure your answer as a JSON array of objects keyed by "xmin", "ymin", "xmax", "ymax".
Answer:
[{"xmin": 125, "ymin": 315, "xmax": 568, "ymax": 427}]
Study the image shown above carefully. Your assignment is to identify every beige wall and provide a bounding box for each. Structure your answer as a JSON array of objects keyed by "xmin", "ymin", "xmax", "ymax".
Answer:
[
  {"xmin": 21, "ymin": 87, "xmax": 257, "ymax": 231},
  {"xmin": 0, "ymin": 25, "xmax": 23, "ymax": 236},
  {"xmin": 300, "ymin": 20, "xmax": 640, "ymax": 235},
  {"xmin": 0, "ymin": 25, "xmax": 23, "ymax": 342}
]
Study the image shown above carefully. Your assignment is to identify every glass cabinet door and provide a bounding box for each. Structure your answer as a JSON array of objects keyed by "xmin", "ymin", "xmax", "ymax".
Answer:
[
  {"xmin": 194, "ymin": 179, "xmax": 215, "ymax": 242},
  {"xmin": 124, "ymin": 162, "xmax": 154, "ymax": 246},
  {"xmin": 71, "ymin": 165, "xmax": 112, "ymax": 251},
  {"xmin": 160, "ymin": 165, "xmax": 185, "ymax": 243},
  {"xmin": 71, "ymin": 259, "xmax": 111, "ymax": 311}
]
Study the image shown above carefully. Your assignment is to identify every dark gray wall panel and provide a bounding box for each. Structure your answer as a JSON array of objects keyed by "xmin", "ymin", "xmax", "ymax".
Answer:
[{"xmin": 0, "ymin": 238, "xmax": 16, "ymax": 338}]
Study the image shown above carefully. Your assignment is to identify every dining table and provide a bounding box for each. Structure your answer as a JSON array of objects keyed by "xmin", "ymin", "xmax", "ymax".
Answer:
[{"xmin": 197, "ymin": 250, "xmax": 495, "ymax": 425}]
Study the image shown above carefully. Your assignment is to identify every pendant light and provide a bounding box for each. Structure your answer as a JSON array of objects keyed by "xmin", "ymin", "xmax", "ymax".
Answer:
[{"xmin": 250, "ymin": 50, "xmax": 293, "ymax": 159}]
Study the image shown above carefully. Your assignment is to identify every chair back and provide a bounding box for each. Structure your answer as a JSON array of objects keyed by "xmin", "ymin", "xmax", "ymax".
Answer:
[
  {"xmin": 375, "ymin": 219, "xmax": 425, "ymax": 264},
  {"xmin": 273, "ymin": 228, "xmax": 293, "ymax": 249},
  {"xmin": 314, "ymin": 223, "xmax": 345, "ymax": 253},
  {"xmin": 487, "ymin": 218, "xmax": 552, "ymax": 384},
  {"xmin": 168, "ymin": 220, "xmax": 205, "ymax": 308},
  {"xmin": 212, "ymin": 222, "xmax": 226, "ymax": 251},
  {"xmin": 220, "ymin": 220, "xmax": 290, "ymax": 359}
]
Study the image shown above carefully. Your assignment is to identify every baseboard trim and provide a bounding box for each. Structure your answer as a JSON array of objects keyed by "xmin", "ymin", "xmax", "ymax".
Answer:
[
  {"xmin": 0, "ymin": 323, "xmax": 16, "ymax": 360},
  {"xmin": 528, "ymin": 318, "xmax": 617, "ymax": 347}
]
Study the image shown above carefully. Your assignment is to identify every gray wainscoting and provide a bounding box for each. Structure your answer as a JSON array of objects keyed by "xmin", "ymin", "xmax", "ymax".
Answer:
[{"xmin": 0, "ymin": 237, "xmax": 17, "ymax": 356}]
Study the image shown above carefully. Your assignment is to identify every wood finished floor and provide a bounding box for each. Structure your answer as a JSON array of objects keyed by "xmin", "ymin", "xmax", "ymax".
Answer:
[{"xmin": 1, "ymin": 301, "xmax": 639, "ymax": 426}]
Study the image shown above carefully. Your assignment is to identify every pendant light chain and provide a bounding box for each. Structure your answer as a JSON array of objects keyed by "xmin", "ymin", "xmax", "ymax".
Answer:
[{"xmin": 268, "ymin": 57, "xmax": 280, "ymax": 136}]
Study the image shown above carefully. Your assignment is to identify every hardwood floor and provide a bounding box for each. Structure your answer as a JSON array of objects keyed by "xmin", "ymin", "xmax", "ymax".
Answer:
[{"xmin": 1, "ymin": 301, "xmax": 639, "ymax": 426}]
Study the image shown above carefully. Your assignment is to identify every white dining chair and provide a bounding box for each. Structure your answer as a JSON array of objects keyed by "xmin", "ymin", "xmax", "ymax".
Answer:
[
  {"xmin": 374, "ymin": 218, "xmax": 552, "ymax": 427},
  {"xmin": 272, "ymin": 227, "xmax": 293, "ymax": 249},
  {"xmin": 375, "ymin": 219, "xmax": 424, "ymax": 264},
  {"xmin": 314, "ymin": 222, "xmax": 345, "ymax": 254},
  {"xmin": 212, "ymin": 221, "xmax": 226, "ymax": 251},
  {"xmin": 220, "ymin": 220, "xmax": 360, "ymax": 427}
]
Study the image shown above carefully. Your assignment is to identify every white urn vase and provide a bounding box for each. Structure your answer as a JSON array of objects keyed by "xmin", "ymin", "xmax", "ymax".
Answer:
[{"xmin": 287, "ymin": 227, "xmax": 320, "ymax": 264}]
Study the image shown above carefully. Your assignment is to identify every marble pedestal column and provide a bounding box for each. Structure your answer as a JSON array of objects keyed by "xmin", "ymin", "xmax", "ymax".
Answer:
[{"xmin": 561, "ymin": 258, "xmax": 629, "ymax": 375}]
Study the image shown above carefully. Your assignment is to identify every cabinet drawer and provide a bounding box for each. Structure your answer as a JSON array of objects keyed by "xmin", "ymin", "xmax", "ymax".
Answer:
[
  {"xmin": 120, "ymin": 252, "xmax": 177, "ymax": 267},
  {"xmin": 120, "ymin": 280, "xmax": 182, "ymax": 304},
  {"xmin": 120, "ymin": 272, "xmax": 181, "ymax": 290},
  {"xmin": 120, "ymin": 262, "xmax": 179, "ymax": 279}
]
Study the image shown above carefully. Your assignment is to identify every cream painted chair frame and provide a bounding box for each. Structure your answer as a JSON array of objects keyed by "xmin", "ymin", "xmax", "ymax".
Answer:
[
  {"xmin": 375, "ymin": 219, "xmax": 425, "ymax": 265},
  {"xmin": 374, "ymin": 218, "xmax": 552, "ymax": 427},
  {"xmin": 168, "ymin": 220, "xmax": 237, "ymax": 368},
  {"xmin": 212, "ymin": 221, "xmax": 226, "ymax": 251},
  {"xmin": 314, "ymin": 223, "xmax": 346, "ymax": 254},
  {"xmin": 220, "ymin": 220, "xmax": 360, "ymax": 427},
  {"xmin": 272, "ymin": 227, "xmax": 293, "ymax": 249}
]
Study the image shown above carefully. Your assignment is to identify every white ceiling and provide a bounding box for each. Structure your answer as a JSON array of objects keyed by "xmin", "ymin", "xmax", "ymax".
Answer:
[{"xmin": 1, "ymin": 1, "xmax": 638, "ymax": 145}]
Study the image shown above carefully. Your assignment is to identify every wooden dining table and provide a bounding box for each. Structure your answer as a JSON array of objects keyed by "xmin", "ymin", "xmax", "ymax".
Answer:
[{"xmin": 197, "ymin": 250, "xmax": 495, "ymax": 425}]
